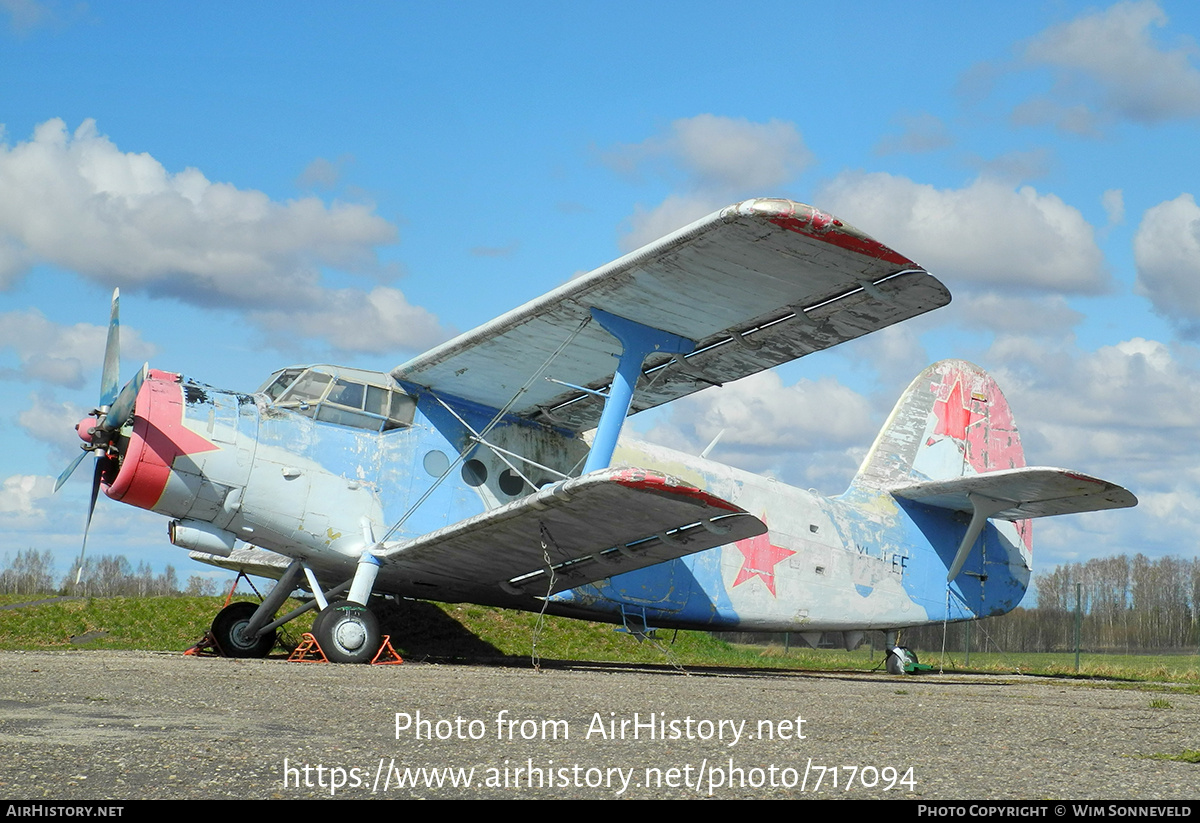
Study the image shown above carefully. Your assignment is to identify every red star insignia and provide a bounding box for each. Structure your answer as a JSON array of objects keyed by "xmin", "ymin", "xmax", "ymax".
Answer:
[
  {"xmin": 732, "ymin": 531, "xmax": 796, "ymax": 597},
  {"xmin": 932, "ymin": 377, "xmax": 981, "ymax": 441}
]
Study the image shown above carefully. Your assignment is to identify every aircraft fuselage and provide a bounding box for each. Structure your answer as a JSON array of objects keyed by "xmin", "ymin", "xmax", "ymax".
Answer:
[{"xmin": 106, "ymin": 365, "xmax": 1030, "ymax": 637}]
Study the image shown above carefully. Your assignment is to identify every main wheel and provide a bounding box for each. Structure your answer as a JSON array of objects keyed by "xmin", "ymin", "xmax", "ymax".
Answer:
[
  {"xmin": 211, "ymin": 601, "xmax": 276, "ymax": 658},
  {"xmin": 314, "ymin": 601, "xmax": 380, "ymax": 664}
]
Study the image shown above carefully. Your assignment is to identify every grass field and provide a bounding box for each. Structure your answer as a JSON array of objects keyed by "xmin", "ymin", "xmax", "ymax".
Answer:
[{"xmin": 2, "ymin": 593, "xmax": 1198, "ymax": 688}]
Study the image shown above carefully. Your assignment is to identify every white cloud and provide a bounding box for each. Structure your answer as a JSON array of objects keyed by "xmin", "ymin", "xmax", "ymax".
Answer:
[
  {"xmin": 0, "ymin": 118, "xmax": 447, "ymax": 354},
  {"xmin": 964, "ymin": 148, "xmax": 1054, "ymax": 182},
  {"xmin": 605, "ymin": 115, "xmax": 814, "ymax": 252},
  {"xmin": 0, "ymin": 474, "xmax": 55, "ymax": 520},
  {"xmin": 1018, "ymin": 0, "xmax": 1200, "ymax": 129},
  {"xmin": 605, "ymin": 114, "xmax": 813, "ymax": 191},
  {"xmin": 1102, "ymin": 189, "xmax": 1125, "ymax": 226},
  {"xmin": 874, "ymin": 112, "xmax": 954, "ymax": 156},
  {"xmin": 1134, "ymin": 193, "xmax": 1200, "ymax": 334},
  {"xmin": 668, "ymin": 115, "xmax": 813, "ymax": 191},
  {"xmin": 618, "ymin": 193, "xmax": 726, "ymax": 253},
  {"xmin": 815, "ymin": 172, "xmax": 1109, "ymax": 294},
  {"xmin": 989, "ymin": 337, "xmax": 1200, "ymax": 475},
  {"xmin": 297, "ymin": 155, "xmax": 352, "ymax": 190},
  {"xmin": 17, "ymin": 392, "xmax": 87, "ymax": 452},
  {"xmin": 643, "ymin": 371, "xmax": 877, "ymax": 492},
  {"xmin": 956, "ymin": 292, "xmax": 1084, "ymax": 337},
  {"xmin": 1010, "ymin": 99, "xmax": 1105, "ymax": 137},
  {"xmin": 0, "ymin": 119, "xmax": 389, "ymax": 301},
  {"xmin": 0, "ymin": 0, "xmax": 50, "ymax": 32},
  {"xmin": 252, "ymin": 285, "xmax": 446, "ymax": 355},
  {"xmin": 0, "ymin": 308, "xmax": 157, "ymax": 388}
]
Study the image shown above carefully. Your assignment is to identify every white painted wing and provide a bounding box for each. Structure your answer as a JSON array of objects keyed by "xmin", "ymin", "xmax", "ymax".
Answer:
[
  {"xmin": 891, "ymin": 467, "xmax": 1138, "ymax": 519},
  {"xmin": 376, "ymin": 468, "xmax": 765, "ymax": 597},
  {"xmin": 189, "ymin": 546, "xmax": 293, "ymax": 578},
  {"xmin": 393, "ymin": 198, "xmax": 949, "ymax": 432}
]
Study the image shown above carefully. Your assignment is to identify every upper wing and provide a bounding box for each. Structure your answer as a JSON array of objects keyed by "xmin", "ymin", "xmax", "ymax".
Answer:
[
  {"xmin": 375, "ymin": 467, "xmax": 765, "ymax": 597},
  {"xmin": 891, "ymin": 467, "xmax": 1138, "ymax": 519},
  {"xmin": 393, "ymin": 198, "xmax": 949, "ymax": 431}
]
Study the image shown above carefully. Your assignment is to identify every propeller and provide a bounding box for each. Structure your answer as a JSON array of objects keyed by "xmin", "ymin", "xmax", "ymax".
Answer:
[{"xmin": 54, "ymin": 288, "xmax": 148, "ymax": 585}]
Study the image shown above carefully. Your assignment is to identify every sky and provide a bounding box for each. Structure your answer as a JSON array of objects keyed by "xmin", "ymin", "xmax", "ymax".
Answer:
[{"xmin": 2, "ymin": 1, "xmax": 1199, "ymax": 589}]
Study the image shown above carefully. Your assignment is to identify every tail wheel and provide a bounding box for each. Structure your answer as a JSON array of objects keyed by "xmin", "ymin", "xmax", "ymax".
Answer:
[
  {"xmin": 211, "ymin": 601, "xmax": 276, "ymax": 658},
  {"xmin": 886, "ymin": 645, "xmax": 918, "ymax": 675},
  {"xmin": 314, "ymin": 601, "xmax": 380, "ymax": 664}
]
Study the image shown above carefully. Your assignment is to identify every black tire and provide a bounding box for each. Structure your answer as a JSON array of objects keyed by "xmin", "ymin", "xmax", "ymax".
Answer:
[
  {"xmin": 314, "ymin": 601, "xmax": 380, "ymax": 664},
  {"xmin": 211, "ymin": 601, "xmax": 276, "ymax": 658}
]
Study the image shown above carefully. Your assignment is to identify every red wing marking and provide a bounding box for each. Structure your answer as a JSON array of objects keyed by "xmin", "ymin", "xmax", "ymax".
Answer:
[
  {"xmin": 612, "ymin": 469, "xmax": 741, "ymax": 511},
  {"xmin": 768, "ymin": 215, "xmax": 915, "ymax": 267}
]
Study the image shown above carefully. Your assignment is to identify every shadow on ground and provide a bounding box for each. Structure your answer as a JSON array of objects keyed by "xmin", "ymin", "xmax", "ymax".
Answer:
[{"xmin": 367, "ymin": 598, "xmax": 506, "ymax": 659}]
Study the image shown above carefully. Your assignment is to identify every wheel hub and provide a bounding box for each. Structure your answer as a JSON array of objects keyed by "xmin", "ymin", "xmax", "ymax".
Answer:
[
  {"xmin": 231, "ymin": 622, "xmax": 254, "ymax": 649},
  {"xmin": 334, "ymin": 620, "xmax": 366, "ymax": 651}
]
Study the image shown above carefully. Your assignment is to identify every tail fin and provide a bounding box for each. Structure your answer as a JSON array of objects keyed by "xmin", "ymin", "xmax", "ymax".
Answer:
[
  {"xmin": 850, "ymin": 360, "xmax": 1034, "ymax": 568},
  {"xmin": 851, "ymin": 360, "xmax": 1136, "ymax": 588},
  {"xmin": 851, "ymin": 359, "xmax": 1026, "ymax": 491}
]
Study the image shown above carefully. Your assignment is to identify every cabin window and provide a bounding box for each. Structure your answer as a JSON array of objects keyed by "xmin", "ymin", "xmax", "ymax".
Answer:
[
  {"xmin": 263, "ymin": 368, "xmax": 416, "ymax": 432},
  {"xmin": 316, "ymin": 405, "xmax": 378, "ymax": 429},
  {"xmin": 327, "ymin": 378, "xmax": 365, "ymax": 410}
]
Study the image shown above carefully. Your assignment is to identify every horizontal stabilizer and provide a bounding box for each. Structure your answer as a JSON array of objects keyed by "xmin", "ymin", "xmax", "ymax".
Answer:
[
  {"xmin": 377, "ymin": 468, "xmax": 765, "ymax": 596},
  {"xmin": 891, "ymin": 467, "xmax": 1138, "ymax": 519}
]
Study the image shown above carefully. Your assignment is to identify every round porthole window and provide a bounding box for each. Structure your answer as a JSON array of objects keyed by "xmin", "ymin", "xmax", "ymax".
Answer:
[
  {"xmin": 423, "ymin": 450, "xmax": 449, "ymax": 478},
  {"xmin": 462, "ymin": 459, "xmax": 488, "ymax": 487},
  {"xmin": 498, "ymin": 468, "xmax": 526, "ymax": 496}
]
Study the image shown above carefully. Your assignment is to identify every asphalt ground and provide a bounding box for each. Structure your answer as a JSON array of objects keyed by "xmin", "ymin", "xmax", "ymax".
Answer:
[{"xmin": 0, "ymin": 650, "xmax": 1196, "ymax": 800}]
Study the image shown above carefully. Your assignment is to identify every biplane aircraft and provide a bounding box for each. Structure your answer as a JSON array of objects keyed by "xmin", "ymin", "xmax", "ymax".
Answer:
[{"xmin": 57, "ymin": 198, "xmax": 1136, "ymax": 664}]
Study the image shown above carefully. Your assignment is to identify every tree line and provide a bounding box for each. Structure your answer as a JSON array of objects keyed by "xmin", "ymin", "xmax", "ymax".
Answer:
[
  {"xmin": 904, "ymin": 553, "xmax": 1200, "ymax": 654},
  {"xmin": 4, "ymin": 548, "xmax": 1198, "ymax": 653},
  {"xmin": 0, "ymin": 548, "xmax": 220, "ymax": 598}
]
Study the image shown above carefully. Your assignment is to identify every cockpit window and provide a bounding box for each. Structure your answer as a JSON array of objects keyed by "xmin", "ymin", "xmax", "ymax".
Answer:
[
  {"xmin": 280, "ymin": 372, "xmax": 332, "ymax": 407},
  {"xmin": 261, "ymin": 368, "xmax": 303, "ymax": 400},
  {"xmin": 260, "ymin": 366, "xmax": 415, "ymax": 433}
]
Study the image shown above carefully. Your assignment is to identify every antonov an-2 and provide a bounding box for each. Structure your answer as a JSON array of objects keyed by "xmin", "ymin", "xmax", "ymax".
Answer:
[{"xmin": 58, "ymin": 198, "xmax": 1136, "ymax": 664}]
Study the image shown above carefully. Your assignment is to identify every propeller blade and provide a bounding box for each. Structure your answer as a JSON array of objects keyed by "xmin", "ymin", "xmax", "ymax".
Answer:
[
  {"xmin": 75, "ymin": 456, "xmax": 103, "ymax": 586},
  {"xmin": 102, "ymin": 362, "xmax": 147, "ymax": 430},
  {"xmin": 98, "ymin": 289, "xmax": 121, "ymax": 409},
  {"xmin": 55, "ymin": 448, "xmax": 90, "ymax": 493}
]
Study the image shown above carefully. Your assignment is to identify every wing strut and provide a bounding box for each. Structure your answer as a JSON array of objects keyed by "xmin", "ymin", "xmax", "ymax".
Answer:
[{"xmin": 582, "ymin": 308, "xmax": 695, "ymax": 474}]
